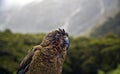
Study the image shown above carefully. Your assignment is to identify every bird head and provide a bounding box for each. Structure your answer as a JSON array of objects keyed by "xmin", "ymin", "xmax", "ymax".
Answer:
[
  {"xmin": 40, "ymin": 28, "xmax": 70, "ymax": 50},
  {"xmin": 55, "ymin": 28, "xmax": 70, "ymax": 50}
]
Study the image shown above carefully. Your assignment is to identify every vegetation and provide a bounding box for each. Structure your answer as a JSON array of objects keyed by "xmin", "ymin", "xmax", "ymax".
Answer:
[
  {"xmin": 0, "ymin": 30, "xmax": 44, "ymax": 74},
  {"xmin": 0, "ymin": 29, "xmax": 120, "ymax": 74}
]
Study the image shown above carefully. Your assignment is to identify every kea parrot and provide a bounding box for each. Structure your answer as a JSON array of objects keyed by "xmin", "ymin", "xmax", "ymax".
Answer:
[{"xmin": 17, "ymin": 28, "xmax": 70, "ymax": 74}]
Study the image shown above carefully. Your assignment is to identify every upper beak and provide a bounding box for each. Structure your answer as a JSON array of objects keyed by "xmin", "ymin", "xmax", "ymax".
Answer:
[{"xmin": 63, "ymin": 36, "xmax": 70, "ymax": 50}]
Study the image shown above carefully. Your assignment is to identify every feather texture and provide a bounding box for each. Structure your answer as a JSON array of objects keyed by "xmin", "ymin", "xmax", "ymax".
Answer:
[{"xmin": 17, "ymin": 29, "xmax": 69, "ymax": 74}]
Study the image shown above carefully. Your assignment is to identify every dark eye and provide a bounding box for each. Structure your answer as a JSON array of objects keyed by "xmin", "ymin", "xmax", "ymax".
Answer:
[{"xmin": 65, "ymin": 33, "xmax": 68, "ymax": 37}]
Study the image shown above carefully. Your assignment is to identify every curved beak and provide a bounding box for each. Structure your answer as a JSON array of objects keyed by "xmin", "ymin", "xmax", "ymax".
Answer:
[{"xmin": 63, "ymin": 36, "xmax": 70, "ymax": 50}]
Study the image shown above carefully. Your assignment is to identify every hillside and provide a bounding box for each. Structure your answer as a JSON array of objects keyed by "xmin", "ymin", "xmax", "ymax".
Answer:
[
  {"xmin": 90, "ymin": 11, "xmax": 120, "ymax": 38},
  {"xmin": 0, "ymin": 0, "xmax": 119, "ymax": 36}
]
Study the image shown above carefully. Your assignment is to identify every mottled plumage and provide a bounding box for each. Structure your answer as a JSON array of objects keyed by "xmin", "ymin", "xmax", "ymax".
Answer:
[{"xmin": 17, "ymin": 29, "xmax": 69, "ymax": 74}]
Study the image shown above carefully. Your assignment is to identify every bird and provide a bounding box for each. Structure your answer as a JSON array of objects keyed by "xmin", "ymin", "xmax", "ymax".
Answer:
[{"xmin": 17, "ymin": 28, "xmax": 70, "ymax": 74}]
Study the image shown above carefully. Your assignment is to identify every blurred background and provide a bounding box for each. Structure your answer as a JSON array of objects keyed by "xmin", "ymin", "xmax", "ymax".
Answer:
[{"xmin": 0, "ymin": 0, "xmax": 120, "ymax": 74}]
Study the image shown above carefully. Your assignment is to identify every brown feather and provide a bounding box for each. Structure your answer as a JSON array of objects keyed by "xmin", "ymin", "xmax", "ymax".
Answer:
[{"xmin": 17, "ymin": 29, "xmax": 69, "ymax": 74}]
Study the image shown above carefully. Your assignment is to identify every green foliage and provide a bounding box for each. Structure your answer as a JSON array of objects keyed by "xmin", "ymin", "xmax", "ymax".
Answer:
[
  {"xmin": 107, "ymin": 64, "xmax": 120, "ymax": 74},
  {"xmin": 0, "ymin": 31, "xmax": 45, "ymax": 74},
  {"xmin": 98, "ymin": 70, "xmax": 105, "ymax": 74},
  {"xmin": 63, "ymin": 36, "xmax": 120, "ymax": 74},
  {"xmin": 0, "ymin": 30, "xmax": 120, "ymax": 74}
]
